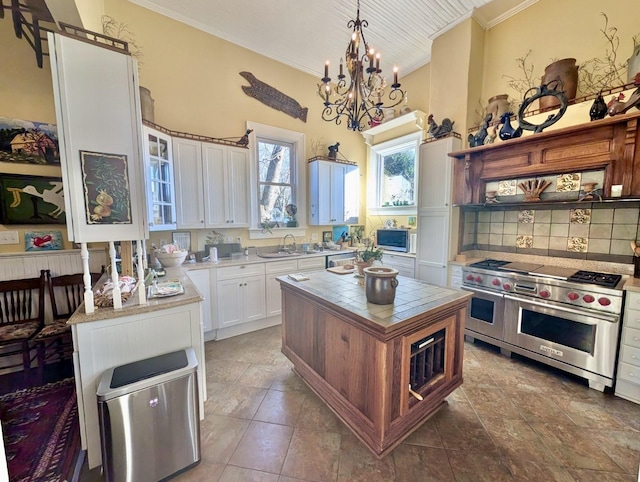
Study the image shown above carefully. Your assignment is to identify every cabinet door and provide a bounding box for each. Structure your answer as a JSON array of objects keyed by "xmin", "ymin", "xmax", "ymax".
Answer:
[
  {"xmin": 416, "ymin": 210, "xmax": 449, "ymax": 286},
  {"xmin": 418, "ymin": 137, "xmax": 460, "ymax": 211},
  {"xmin": 330, "ymin": 163, "xmax": 346, "ymax": 224},
  {"xmin": 143, "ymin": 127, "xmax": 176, "ymax": 231},
  {"xmin": 186, "ymin": 269, "xmax": 213, "ymax": 332},
  {"xmin": 202, "ymin": 143, "xmax": 227, "ymax": 227},
  {"xmin": 244, "ymin": 275, "xmax": 267, "ymax": 322},
  {"xmin": 314, "ymin": 161, "xmax": 333, "ymax": 224},
  {"xmin": 226, "ymin": 148, "xmax": 250, "ymax": 226},
  {"xmin": 174, "ymin": 138, "xmax": 205, "ymax": 229},
  {"xmin": 266, "ymin": 274, "xmax": 283, "ymax": 317},
  {"xmin": 216, "ymin": 278, "xmax": 245, "ymax": 328}
]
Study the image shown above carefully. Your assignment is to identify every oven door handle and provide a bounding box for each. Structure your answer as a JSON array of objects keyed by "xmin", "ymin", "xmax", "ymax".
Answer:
[
  {"xmin": 462, "ymin": 286, "xmax": 504, "ymax": 298},
  {"xmin": 504, "ymin": 294, "xmax": 619, "ymax": 323}
]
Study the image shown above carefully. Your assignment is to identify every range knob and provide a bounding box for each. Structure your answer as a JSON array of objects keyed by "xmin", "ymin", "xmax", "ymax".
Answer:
[
  {"xmin": 474, "ymin": 276, "xmax": 482, "ymax": 283},
  {"xmin": 502, "ymin": 283, "xmax": 512, "ymax": 290},
  {"xmin": 540, "ymin": 290, "xmax": 550, "ymax": 299},
  {"xmin": 568, "ymin": 292, "xmax": 580, "ymax": 301},
  {"xmin": 492, "ymin": 279, "xmax": 501, "ymax": 286},
  {"xmin": 598, "ymin": 297, "xmax": 611, "ymax": 306},
  {"xmin": 583, "ymin": 294, "xmax": 595, "ymax": 303},
  {"xmin": 466, "ymin": 274, "xmax": 474, "ymax": 281}
]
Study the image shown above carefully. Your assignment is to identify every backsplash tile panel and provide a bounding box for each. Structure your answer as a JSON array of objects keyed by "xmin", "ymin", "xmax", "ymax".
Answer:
[
  {"xmin": 590, "ymin": 208, "xmax": 614, "ymax": 224},
  {"xmin": 567, "ymin": 237, "xmax": 588, "ymax": 252},
  {"xmin": 614, "ymin": 208, "xmax": 640, "ymax": 224},
  {"xmin": 498, "ymin": 180, "xmax": 517, "ymax": 196},
  {"xmin": 568, "ymin": 224, "xmax": 589, "ymax": 238},
  {"xmin": 516, "ymin": 235, "xmax": 533, "ymax": 248},
  {"xmin": 518, "ymin": 210, "xmax": 534, "ymax": 223},
  {"xmin": 550, "ymin": 224, "xmax": 569, "ymax": 237},
  {"xmin": 570, "ymin": 208, "xmax": 591, "ymax": 224},
  {"xmin": 556, "ymin": 173, "xmax": 581, "ymax": 192}
]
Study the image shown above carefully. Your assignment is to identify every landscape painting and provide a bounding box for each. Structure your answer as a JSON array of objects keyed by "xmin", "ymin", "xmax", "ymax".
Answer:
[
  {"xmin": 0, "ymin": 116, "xmax": 60, "ymax": 165},
  {"xmin": 80, "ymin": 150, "xmax": 132, "ymax": 225},
  {"xmin": 0, "ymin": 174, "xmax": 66, "ymax": 224}
]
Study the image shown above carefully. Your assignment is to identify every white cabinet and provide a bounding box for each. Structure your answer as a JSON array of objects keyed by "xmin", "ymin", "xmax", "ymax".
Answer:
[
  {"xmin": 186, "ymin": 268, "xmax": 213, "ymax": 333},
  {"xmin": 142, "ymin": 126, "xmax": 177, "ymax": 231},
  {"xmin": 309, "ymin": 159, "xmax": 359, "ymax": 225},
  {"xmin": 415, "ymin": 137, "xmax": 461, "ymax": 286},
  {"xmin": 382, "ymin": 252, "xmax": 415, "ymax": 278},
  {"xmin": 216, "ymin": 264, "xmax": 266, "ymax": 329},
  {"xmin": 616, "ymin": 291, "xmax": 640, "ymax": 404},
  {"xmin": 173, "ymin": 139, "xmax": 249, "ymax": 229},
  {"xmin": 449, "ymin": 264, "xmax": 463, "ymax": 289},
  {"xmin": 266, "ymin": 259, "xmax": 299, "ymax": 317}
]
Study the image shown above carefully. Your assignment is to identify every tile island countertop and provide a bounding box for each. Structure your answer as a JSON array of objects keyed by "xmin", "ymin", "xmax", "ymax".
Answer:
[{"xmin": 277, "ymin": 270, "xmax": 471, "ymax": 337}]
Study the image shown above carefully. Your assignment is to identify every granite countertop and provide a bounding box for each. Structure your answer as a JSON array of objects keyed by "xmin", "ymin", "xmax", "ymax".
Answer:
[
  {"xmin": 277, "ymin": 270, "xmax": 470, "ymax": 331},
  {"xmin": 67, "ymin": 267, "xmax": 203, "ymax": 325}
]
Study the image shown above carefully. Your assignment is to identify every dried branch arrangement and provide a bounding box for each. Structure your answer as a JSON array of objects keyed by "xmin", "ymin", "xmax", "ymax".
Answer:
[{"xmin": 518, "ymin": 179, "xmax": 551, "ymax": 202}]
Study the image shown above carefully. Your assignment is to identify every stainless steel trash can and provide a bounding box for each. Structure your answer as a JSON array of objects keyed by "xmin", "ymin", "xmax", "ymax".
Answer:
[{"xmin": 97, "ymin": 348, "xmax": 200, "ymax": 482}]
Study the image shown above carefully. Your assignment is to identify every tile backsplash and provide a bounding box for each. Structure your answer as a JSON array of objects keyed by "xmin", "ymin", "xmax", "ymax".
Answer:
[{"xmin": 462, "ymin": 202, "xmax": 640, "ymax": 264}]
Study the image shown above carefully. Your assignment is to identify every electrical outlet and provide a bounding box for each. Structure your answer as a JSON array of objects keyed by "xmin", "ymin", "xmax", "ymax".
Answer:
[
  {"xmin": 0, "ymin": 231, "xmax": 19, "ymax": 244},
  {"xmin": 311, "ymin": 233, "xmax": 318, "ymax": 241}
]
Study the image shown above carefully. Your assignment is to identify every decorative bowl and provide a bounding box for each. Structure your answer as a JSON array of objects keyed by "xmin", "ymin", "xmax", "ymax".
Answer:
[{"xmin": 155, "ymin": 250, "xmax": 188, "ymax": 267}]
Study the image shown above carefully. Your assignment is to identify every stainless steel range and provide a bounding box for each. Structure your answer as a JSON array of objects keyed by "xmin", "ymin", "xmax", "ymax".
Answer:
[{"xmin": 462, "ymin": 259, "xmax": 625, "ymax": 391}]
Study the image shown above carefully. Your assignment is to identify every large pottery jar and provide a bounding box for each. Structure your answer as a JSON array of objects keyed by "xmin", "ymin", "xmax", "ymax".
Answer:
[
  {"xmin": 139, "ymin": 86, "xmax": 155, "ymax": 122},
  {"xmin": 540, "ymin": 58, "xmax": 578, "ymax": 110},
  {"xmin": 486, "ymin": 94, "xmax": 510, "ymax": 121},
  {"xmin": 363, "ymin": 266, "xmax": 399, "ymax": 305}
]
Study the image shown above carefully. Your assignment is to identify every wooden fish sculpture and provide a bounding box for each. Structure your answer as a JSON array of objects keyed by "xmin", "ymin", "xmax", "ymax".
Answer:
[{"xmin": 239, "ymin": 71, "xmax": 308, "ymax": 122}]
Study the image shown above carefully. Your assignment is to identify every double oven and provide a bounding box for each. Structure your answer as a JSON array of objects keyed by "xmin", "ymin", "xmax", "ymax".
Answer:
[{"xmin": 462, "ymin": 260, "xmax": 624, "ymax": 391}]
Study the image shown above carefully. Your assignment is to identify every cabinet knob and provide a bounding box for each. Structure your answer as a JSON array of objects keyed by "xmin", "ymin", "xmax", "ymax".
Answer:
[{"xmin": 200, "ymin": 220, "xmax": 204, "ymax": 223}]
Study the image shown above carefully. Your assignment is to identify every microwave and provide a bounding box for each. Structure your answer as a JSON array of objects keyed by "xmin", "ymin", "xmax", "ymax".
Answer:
[{"xmin": 376, "ymin": 228, "xmax": 416, "ymax": 253}]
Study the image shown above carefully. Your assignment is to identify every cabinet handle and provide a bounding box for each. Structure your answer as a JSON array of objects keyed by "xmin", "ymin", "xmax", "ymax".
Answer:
[
  {"xmin": 240, "ymin": 265, "xmax": 246, "ymax": 269},
  {"xmin": 632, "ymin": 355, "xmax": 638, "ymax": 359},
  {"xmin": 635, "ymin": 337, "xmax": 640, "ymax": 341},
  {"xmin": 630, "ymin": 373, "xmax": 636, "ymax": 377},
  {"xmin": 200, "ymin": 220, "xmax": 204, "ymax": 223},
  {"xmin": 239, "ymin": 283, "xmax": 242, "ymax": 287},
  {"xmin": 408, "ymin": 384, "xmax": 423, "ymax": 401}
]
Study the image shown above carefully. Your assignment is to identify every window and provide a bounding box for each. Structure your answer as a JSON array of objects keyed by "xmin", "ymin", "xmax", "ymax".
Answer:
[
  {"xmin": 368, "ymin": 132, "xmax": 421, "ymax": 215},
  {"xmin": 247, "ymin": 122, "xmax": 306, "ymax": 238}
]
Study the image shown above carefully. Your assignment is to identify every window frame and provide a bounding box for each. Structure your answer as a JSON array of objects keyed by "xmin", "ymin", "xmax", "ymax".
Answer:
[
  {"xmin": 367, "ymin": 131, "xmax": 421, "ymax": 216},
  {"xmin": 247, "ymin": 121, "xmax": 306, "ymax": 239}
]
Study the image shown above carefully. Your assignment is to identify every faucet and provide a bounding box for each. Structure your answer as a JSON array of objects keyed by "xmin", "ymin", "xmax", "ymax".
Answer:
[{"xmin": 282, "ymin": 234, "xmax": 296, "ymax": 253}]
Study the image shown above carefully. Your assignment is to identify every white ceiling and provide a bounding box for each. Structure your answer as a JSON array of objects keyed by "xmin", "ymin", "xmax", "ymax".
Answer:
[{"xmin": 130, "ymin": 0, "xmax": 536, "ymax": 79}]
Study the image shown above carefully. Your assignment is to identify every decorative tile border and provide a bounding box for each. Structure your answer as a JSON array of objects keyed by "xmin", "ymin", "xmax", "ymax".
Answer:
[
  {"xmin": 556, "ymin": 173, "xmax": 581, "ymax": 192},
  {"xmin": 498, "ymin": 180, "xmax": 517, "ymax": 196}
]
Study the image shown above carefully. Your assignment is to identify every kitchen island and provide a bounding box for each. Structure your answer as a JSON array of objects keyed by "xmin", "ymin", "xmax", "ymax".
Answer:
[{"xmin": 277, "ymin": 271, "xmax": 471, "ymax": 457}]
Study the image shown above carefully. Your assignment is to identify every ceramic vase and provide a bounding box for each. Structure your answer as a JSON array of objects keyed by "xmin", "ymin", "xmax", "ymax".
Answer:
[
  {"xmin": 540, "ymin": 58, "xmax": 578, "ymax": 110},
  {"xmin": 139, "ymin": 86, "xmax": 155, "ymax": 122},
  {"xmin": 628, "ymin": 44, "xmax": 640, "ymax": 83},
  {"xmin": 486, "ymin": 94, "xmax": 510, "ymax": 122}
]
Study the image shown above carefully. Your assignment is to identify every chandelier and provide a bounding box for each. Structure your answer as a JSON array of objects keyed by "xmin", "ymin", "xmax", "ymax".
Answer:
[{"xmin": 320, "ymin": 0, "xmax": 406, "ymax": 131}]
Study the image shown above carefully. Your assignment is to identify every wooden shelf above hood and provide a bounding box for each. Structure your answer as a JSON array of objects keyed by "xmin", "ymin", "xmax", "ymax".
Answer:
[{"xmin": 449, "ymin": 110, "xmax": 640, "ymax": 205}]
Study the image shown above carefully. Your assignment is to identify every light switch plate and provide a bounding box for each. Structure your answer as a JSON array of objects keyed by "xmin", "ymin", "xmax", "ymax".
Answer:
[
  {"xmin": 0, "ymin": 231, "xmax": 19, "ymax": 244},
  {"xmin": 311, "ymin": 233, "xmax": 318, "ymax": 241}
]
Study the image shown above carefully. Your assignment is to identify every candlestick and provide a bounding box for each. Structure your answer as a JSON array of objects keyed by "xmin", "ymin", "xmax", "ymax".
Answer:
[
  {"xmin": 339, "ymin": 58, "xmax": 344, "ymax": 77},
  {"xmin": 369, "ymin": 48, "xmax": 374, "ymax": 69},
  {"xmin": 324, "ymin": 61, "xmax": 329, "ymax": 79},
  {"xmin": 393, "ymin": 66, "xmax": 398, "ymax": 85},
  {"xmin": 375, "ymin": 53, "xmax": 380, "ymax": 71}
]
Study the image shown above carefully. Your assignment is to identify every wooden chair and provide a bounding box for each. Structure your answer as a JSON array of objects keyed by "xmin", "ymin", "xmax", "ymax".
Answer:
[
  {"xmin": 0, "ymin": 270, "xmax": 46, "ymax": 382},
  {"xmin": 34, "ymin": 270, "xmax": 103, "ymax": 382}
]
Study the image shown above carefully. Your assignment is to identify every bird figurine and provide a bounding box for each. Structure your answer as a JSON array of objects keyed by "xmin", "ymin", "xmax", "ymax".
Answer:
[
  {"xmin": 607, "ymin": 89, "xmax": 640, "ymax": 117},
  {"xmin": 427, "ymin": 114, "xmax": 455, "ymax": 139},
  {"xmin": 237, "ymin": 129, "xmax": 253, "ymax": 147},
  {"xmin": 498, "ymin": 112, "xmax": 523, "ymax": 140},
  {"xmin": 468, "ymin": 113, "xmax": 492, "ymax": 147},
  {"xmin": 589, "ymin": 91, "xmax": 608, "ymax": 121},
  {"xmin": 484, "ymin": 126, "xmax": 497, "ymax": 145},
  {"xmin": 327, "ymin": 142, "xmax": 340, "ymax": 159}
]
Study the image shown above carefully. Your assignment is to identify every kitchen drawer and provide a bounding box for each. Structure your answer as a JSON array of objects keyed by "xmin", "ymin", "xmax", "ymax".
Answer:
[
  {"xmin": 623, "ymin": 307, "xmax": 640, "ymax": 331},
  {"xmin": 217, "ymin": 263, "xmax": 265, "ymax": 280},
  {"xmin": 625, "ymin": 291, "xmax": 640, "ymax": 310},
  {"xmin": 617, "ymin": 361, "xmax": 640, "ymax": 385},
  {"xmin": 450, "ymin": 265, "xmax": 463, "ymax": 277},
  {"xmin": 619, "ymin": 344, "xmax": 640, "ymax": 368},
  {"xmin": 298, "ymin": 256, "xmax": 325, "ymax": 271},
  {"xmin": 450, "ymin": 276, "xmax": 462, "ymax": 289},
  {"xmin": 622, "ymin": 326, "xmax": 640, "ymax": 349},
  {"xmin": 382, "ymin": 254, "xmax": 415, "ymax": 270},
  {"xmin": 615, "ymin": 379, "xmax": 640, "ymax": 404},
  {"xmin": 265, "ymin": 259, "xmax": 299, "ymax": 275}
]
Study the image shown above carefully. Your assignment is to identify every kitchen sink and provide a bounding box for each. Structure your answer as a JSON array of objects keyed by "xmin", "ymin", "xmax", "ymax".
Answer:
[{"xmin": 257, "ymin": 252, "xmax": 302, "ymax": 258}]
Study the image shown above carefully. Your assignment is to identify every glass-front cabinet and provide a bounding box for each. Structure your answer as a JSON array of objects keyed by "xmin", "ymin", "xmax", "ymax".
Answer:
[{"xmin": 143, "ymin": 125, "xmax": 177, "ymax": 231}]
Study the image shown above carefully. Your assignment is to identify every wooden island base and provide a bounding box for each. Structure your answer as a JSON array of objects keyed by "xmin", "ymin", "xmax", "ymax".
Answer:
[{"xmin": 278, "ymin": 272, "xmax": 470, "ymax": 457}]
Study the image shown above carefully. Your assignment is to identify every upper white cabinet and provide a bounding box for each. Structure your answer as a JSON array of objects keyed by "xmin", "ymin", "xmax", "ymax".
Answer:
[
  {"xmin": 173, "ymin": 139, "xmax": 249, "ymax": 229},
  {"xmin": 309, "ymin": 159, "xmax": 359, "ymax": 225},
  {"xmin": 415, "ymin": 136, "xmax": 461, "ymax": 286},
  {"xmin": 142, "ymin": 126, "xmax": 177, "ymax": 231}
]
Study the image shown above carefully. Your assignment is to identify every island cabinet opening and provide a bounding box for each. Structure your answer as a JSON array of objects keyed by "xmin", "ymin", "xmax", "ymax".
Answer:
[{"xmin": 278, "ymin": 271, "xmax": 470, "ymax": 458}]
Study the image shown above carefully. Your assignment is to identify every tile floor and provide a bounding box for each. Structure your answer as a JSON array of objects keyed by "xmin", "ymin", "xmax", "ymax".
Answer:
[{"xmin": 82, "ymin": 325, "xmax": 640, "ymax": 481}]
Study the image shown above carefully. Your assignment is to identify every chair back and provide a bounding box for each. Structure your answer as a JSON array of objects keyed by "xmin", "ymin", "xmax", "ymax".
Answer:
[
  {"xmin": 0, "ymin": 271, "xmax": 46, "ymax": 328},
  {"xmin": 47, "ymin": 270, "xmax": 103, "ymax": 321}
]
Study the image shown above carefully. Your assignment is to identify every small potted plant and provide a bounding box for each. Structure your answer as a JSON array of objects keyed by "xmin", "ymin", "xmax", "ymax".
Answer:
[{"xmin": 356, "ymin": 243, "xmax": 383, "ymax": 275}]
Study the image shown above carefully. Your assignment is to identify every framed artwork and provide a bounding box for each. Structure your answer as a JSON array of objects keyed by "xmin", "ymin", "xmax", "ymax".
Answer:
[
  {"xmin": 80, "ymin": 150, "xmax": 132, "ymax": 225},
  {"xmin": 0, "ymin": 174, "xmax": 66, "ymax": 224},
  {"xmin": 0, "ymin": 116, "xmax": 60, "ymax": 165},
  {"xmin": 332, "ymin": 225, "xmax": 348, "ymax": 243},
  {"xmin": 408, "ymin": 216, "xmax": 416, "ymax": 227},
  {"xmin": 25, "ymin": 230, "xmax": 63, "ymax": 251},
  {"xmin": 322, "ymin": 231, "xmax": 332, "ymax": 243},
  {"xmin": 349, "ymin": 225, "xmax": 365, "ymax": 243},
  {"xmin": 172, "ymin": 231, "xmax": 192, "ymax": 251}
]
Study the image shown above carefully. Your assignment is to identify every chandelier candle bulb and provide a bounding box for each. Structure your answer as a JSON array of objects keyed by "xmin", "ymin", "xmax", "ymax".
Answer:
[
  {"xmin": 375, "ymin": 53, "xmax": 380, "ymax": 71},
  {"xmin": 339, "ymin": 58, "xmax": 344, "ymax": 77},
  {"xmin": 324, "ymin": 61, "xmax": 329, "ymax": 80},
  {"xmin": 393, "ymin": 66, "xmax": 398, "ymax": 86}
]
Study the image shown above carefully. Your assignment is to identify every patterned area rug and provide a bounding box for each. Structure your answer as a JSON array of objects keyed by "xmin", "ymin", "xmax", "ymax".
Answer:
[{"xmin": 0, "ymin": 378, "xmax": 80, "ymax": 482}]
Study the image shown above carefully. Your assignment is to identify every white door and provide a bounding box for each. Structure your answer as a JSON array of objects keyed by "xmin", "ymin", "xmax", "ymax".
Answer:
[
  {"xmin": 217, "ymin": 278, "xmax": 244, "ymax": 328},
  {"xmin": 418, "ymin": 138, "xmax": 455, "ymax": 210},
  {"xmin": 186, "ymin": 269, "xmax": 213, "ymax": 332},
  {"xmin": 416, "ymin": 210, "xmax": 449, "ymax": 286},
  {"xmin": 244, "ymin": 275, "xmax": 267, "ymax": 322},
  {"xmin": 202, "ymin": 143, "xmax": 227, "ymax": 227},
  {"xmin": 174, "ymin": 138, "xmax": 205, "ymax": 229},
  {"xmin": 330, "ymin": 163, "xmax": 346, "ymax": 224},
  {"xmin": 315, "ymin": 161, "xmax": 333, "ymax": 224}
]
